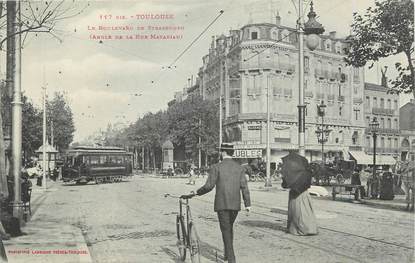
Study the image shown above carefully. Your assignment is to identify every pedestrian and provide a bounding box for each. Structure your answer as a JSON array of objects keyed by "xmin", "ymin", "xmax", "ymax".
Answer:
[
  {"xmin": 167, "ymin": 166, "xmax": 173, "ymax": 179},
  {"xmin": 187, "ymin": 166, "xmax": 196, "ymax": 185},
  {"xmin": 182, "ymin": 143, "xmax": 251, "ymax": 263},
  {"xmin": 281, "ymin": 151, "xmax": 318, "ymax": 236}
]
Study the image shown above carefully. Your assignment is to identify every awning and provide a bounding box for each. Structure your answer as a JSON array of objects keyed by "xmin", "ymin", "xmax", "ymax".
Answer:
[
  {"xmin": 349, "ymin": 151, "xmax": 396, "ymax": 165},
  {"xmin": 349, "ymin": 151, "xmax": 372, "ymax": 165}
]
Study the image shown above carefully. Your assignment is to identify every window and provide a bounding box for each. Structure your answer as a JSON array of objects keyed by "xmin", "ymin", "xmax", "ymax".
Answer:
[
  {"xmin": 381, "ymin": 137, "xmax": 385, "ymax": 149},
  {"xmin": 394, "ymin": 119, "xmax": 398, "ymax": 129},
  {"xmin": 366, "ymin": 136, "xmax": 371, "ymax": 148},
  {"xmin": 251, "ymin": 32, "xmax": 258, "ymax": 40},
  {"xmin": 353, "ymin": 67, "xmax": 360, "ymax": 82},
  {"xmin": 335, "ymin": 42, "xmax": 342, "ymax": 54},
  {"xmin": 366, "ymin": 96, "xmax": 370, "ymax": 108},
  {"xmin": 373, "ymin": 97, "xmax": 377, "ymax": 108},
  {"xmin": 339, "ymin": 106, "xmax": 342, "ymax": 116},
  {"xmin": 380, "ymin": 98, "xmax": 384, "ymax": 108},
  {"xmin": 354, "ymin": 109, "xmax": 360, "ymax": 120},
  {"xmin": 387, "ymin": 118, "xmax": 391, "ymax": 129},
  {"xmin": 325, "ymin": 39, "xmax": 331, "ymax": 51},
  {"xmin": 89, "ymin": 156, "xmax": 100, "ymax": 165},
  {"xmin": 394, "ymin": 138, "xmax": 398, "ymax": 148},
  {"xmin": 271, "ymin": 29, "xmax": 278, "ymax": 40},
  {"xmin": 394, "ymin": 100, "xmax": 398, "ymax": 110},
  {"xmin": 381, "ymin": 118, "xmax": 385, "ymax": 128},
  {"xmin": 387, "ymin": 99, "xmax": 391, "ymax": 109},
  {"xmin": 366, "ymin": 116, "xmax": 370, "ymax": 126}
]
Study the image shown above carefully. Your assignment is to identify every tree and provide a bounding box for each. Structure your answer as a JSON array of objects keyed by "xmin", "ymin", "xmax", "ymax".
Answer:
[
  {"xmin": 47, "ymin": 92, "xmax": 75, "ymax": 151},
  {"xmin": 22, "ymin": 95, "xmax": 43, "ymax": 162},
  {"xmin": 345, "ymin": 0, "xmax": 414, "ymax": 98}
]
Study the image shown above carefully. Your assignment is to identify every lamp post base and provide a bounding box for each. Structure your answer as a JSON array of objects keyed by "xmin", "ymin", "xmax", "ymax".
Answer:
[
  {"xmin": 264, "ymin": 178, "xmax": 272, "ymax": 187},
  {"xmin": 11, "ymin": 201, "xmax": 23, "ymax": 222}
]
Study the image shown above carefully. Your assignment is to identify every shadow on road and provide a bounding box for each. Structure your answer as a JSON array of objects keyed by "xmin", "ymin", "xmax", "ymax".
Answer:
[{"xmin": 239, "ymin": 220, "xmax": 287, "ymax": 233}]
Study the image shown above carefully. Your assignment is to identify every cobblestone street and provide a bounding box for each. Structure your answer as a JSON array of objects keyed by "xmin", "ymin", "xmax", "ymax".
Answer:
[{"xmin": 5, "ymin": 175, "xmax": 414, "ymax": 263}]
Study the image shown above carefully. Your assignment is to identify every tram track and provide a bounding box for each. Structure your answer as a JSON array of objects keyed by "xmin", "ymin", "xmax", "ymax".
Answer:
[{"xmin": 192, "ymin": 197, "xmax": 415, "ymax": 251}]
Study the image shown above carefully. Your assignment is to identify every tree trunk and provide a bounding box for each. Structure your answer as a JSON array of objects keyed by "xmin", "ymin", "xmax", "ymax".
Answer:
[
  {"xmin": 404, "ymin": 50, "xmax": 415, "ymax": 99},
  {"xmin": 152, "ymin": 148, "xmax": 156, "ymax": 173}
]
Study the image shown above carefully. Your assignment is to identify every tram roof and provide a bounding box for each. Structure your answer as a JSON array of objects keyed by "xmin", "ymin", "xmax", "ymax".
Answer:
[{"xmin": 66, "ymin": 146, "xmax": 131, "ymax": 154}]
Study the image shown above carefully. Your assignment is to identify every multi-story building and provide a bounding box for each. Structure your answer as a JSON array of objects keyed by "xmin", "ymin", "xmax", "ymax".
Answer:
[
  {"xmin": 362, "ymin": 79, "xmax": 400, "ymax": 165},
  {"xmin": 400, "ymin": 99, "xmax": 415, "ymax": 161},
  {"xmin": 197, "ymin": 11, "xmax": 366, "ymax": 166}
]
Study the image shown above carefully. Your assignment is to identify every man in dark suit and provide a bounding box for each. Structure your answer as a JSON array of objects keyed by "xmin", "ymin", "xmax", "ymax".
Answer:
[{"xmin": 195, "ymin": 143, "xmax": 251, "ymax": 263}]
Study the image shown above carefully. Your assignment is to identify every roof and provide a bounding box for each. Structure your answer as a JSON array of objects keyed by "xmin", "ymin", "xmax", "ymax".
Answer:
[
  {"xmin": 36, "ymin": 143, "xmax": 58, "ymax": 153},
  {"xmin": 65, "ymin": 146, "xmax": 130, "ymax": 155},
  {"xmin": 364, "ymin": 82, "xmax": 389, "ymax": 93},
  {"xmin": 162, "ymin": 140, "xmax": 174, "ymax": 149},
  {"xmin": 349, "ymin": 151, "xmax": 396, "ymax": 165}
]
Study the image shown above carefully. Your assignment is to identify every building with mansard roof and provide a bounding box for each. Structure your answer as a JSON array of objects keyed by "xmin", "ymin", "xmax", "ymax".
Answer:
[
  {"xmin": 361, "ymin": 80, "xmax": 400, "ymax": 166},
  {"xmin": 197, "ymin": 11, "xmax": 366, "ymax": 166}
]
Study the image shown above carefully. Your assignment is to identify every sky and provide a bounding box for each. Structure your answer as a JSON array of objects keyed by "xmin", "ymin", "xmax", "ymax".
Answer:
[{"xmin": 12, "ymin": 0, "xmax": 411, "ymax": 142}]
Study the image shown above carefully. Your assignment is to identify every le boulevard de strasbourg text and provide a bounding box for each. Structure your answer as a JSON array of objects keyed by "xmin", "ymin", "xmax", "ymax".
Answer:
[{"xmin": 88, "ymin": 13, "xmax": 184, "ymax": 41}]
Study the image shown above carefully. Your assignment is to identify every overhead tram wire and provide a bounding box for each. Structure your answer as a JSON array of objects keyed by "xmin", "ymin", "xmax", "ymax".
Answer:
[{"xmin": 150, "ymin": 10, "xmax": 225, "ymax": 84}]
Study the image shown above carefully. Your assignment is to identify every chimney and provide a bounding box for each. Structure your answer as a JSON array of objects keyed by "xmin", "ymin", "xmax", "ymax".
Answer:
[
  {"xmin": 329, "ymin": 31, "xmax": 336, "ymax": 39},
  {"xmin": 381, "ymin": 66, "xmax": 388, "ymax": 87},
  {"xmin": 275, "ymin": 11, "xmax": 281, "ymax": 26}
]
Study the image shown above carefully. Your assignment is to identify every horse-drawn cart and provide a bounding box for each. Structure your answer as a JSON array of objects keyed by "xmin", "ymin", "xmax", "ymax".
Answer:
[
  {"xmin": 310, "ymin": 160, "xmax": 355, "ymax": 186},
  {"xmin": 332, "ymin": 184, "xmax": 365, "ymax": 201}
]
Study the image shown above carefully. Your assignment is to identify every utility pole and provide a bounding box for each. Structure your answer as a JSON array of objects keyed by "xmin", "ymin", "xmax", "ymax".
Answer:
[
  {"xmin": 42, "ymin": 84, "xmax": 47, "ymax": 191},
  {"xmin": 297, "ymin": 0, "xmax": 306, "ymax": 157},
  {"xmin": 9, "ymin": 0, "xmax": 24, "ymax": 220}
]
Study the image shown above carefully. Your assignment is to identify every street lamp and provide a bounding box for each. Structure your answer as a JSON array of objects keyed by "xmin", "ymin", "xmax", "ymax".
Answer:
[
  {"xmin": 369, "ymin": 117, "xmax": 379, "ymax": 180},
  {"xmin": 315, "ymin": 101, "xmax": 331, "ymax": 172},
  {"xmin": 298, "ymin": 0, "xmax": 325, "ymax": 156}
]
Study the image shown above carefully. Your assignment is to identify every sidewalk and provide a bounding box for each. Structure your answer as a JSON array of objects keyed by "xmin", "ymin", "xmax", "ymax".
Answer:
[
  {"xmin": 3, "ymin": 180, "xmax": 92, "ymax": 263},
  {"xmin": 256, "ymin": 184, "xmax": 412, "ymax": 212}
]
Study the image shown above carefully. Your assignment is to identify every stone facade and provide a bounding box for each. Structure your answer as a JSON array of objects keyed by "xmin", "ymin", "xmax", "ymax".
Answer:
[
  {"xmin": 197, "ymin": 21, "xmax": 366, "ymax": 164},
  {"xmin": 363, "ymin": 83, "xmax": 400, "ymax": 158}
]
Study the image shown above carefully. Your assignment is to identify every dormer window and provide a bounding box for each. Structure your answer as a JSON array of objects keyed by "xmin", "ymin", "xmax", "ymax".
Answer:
[
  {"xmin": 271, "ymin": 28, "xmax": 278, "ymax": 40},
  {"xmin": 281, "ymin": 29, "xmax": 289, "ymax": 42},
  {"xmin": 251, "ymin": 31, "xmax": 258, "ymax": 40},
  {"xmin": 335, "ymin": 42, "xmax": 342, "ymax": 54},
  {"xmin": 325, "ymin": 39, "xmax": 331, "ymax": 51}
]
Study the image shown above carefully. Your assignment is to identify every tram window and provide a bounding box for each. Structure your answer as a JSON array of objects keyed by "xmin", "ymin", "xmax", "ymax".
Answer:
[
  {"xmin": 116, "ymin": 156, "xmax": 123, "ymax": 164},
  {"xmin": 90, "ymin": 156, "xmax": 100, "ymax": 165},
  {"xmin": 109, "ymin": 156, "xmax": 118, "ymax": 164},
  {"xmin": 100, "ymin": 156, "xmax": 107, "ymax": 164},
  {"xmin": 74, "ymin": 156, "xmax": 83, "ymax": 166}
]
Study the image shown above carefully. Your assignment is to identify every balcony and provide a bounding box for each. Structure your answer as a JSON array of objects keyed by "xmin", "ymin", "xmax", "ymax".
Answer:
[
  {"xmin": 365, "ymin": 128, "xmax": 400, "ymax": 134},
  {"xmin": 275, "ymin": 138, "xmax": 291, "ymax": 143},
  {"xmin": 273, "ymin": 87, "xmax": 282, "ymax": 96},
  {"xmin": 349, "ymin": 145, "xmax": 363, "ymax": 151},
  {"xmin": 372, "ymin": 107, "xmax": 395, "ymax": 116},
  {"xmin": 247, "ymin": 88, "xmax": 261, "ymax": 96},
  {"xmin": 283, "ymin": 88, "xmax": 292, "ymax": 97},
  {"xmin": 353, "ymin": 97, "xmax": 363, "ymax": 104},
  {"xmin": 229, "ymin": 89, "xmax": 241, "ymax": 98},
  {"xmin": 316, "ymin": 93, "xmax": 324, "ymax": 100},
  {"xmin": 305, "ymin": 91, "xmax": 313, "ymax": 98}
]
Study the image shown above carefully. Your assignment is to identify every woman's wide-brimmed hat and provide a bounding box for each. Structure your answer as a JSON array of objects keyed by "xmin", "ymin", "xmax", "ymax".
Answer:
[{"xmin": 217, "ymin": 143, "xmax": 234, "ymax": 150}]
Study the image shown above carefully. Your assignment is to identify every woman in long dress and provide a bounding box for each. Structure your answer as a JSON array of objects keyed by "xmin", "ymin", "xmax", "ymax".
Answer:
[{"xmin": 281, "ymin": 151, "xmax": 318, "ymax": 236}]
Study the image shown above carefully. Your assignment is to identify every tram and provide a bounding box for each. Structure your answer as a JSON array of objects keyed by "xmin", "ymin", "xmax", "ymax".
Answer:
[{"xmin": 62, "ymin": 146, "xmax": 133, "ymax": 184}]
